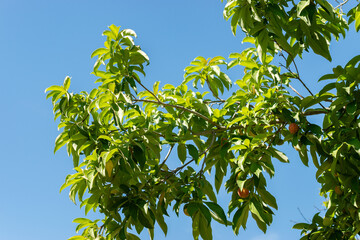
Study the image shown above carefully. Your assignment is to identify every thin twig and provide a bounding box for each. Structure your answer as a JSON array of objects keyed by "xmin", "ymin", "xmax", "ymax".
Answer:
[
  {"xmin": 132, "ymin": 75, "xmax": 161, "ymax": 102},
  {"xmin": 172, "ymin": 159, "xmax": 194, "ymax": 174},
  {"xmin": 278, "ymin": 52, "xmax": 327, "ymax": 110},
  {"xmin": 173, "ymin": 135, "xmax": 217, "ymax": 175},
  {"xmin": 289, "ymin": 84, "xmax": 305, "ymax": 99},
  {"xmin": 335, "ymin": 0, "xmax": 349, "ymax": 9},
  {"xmin": 204, "ymin": 100, "xmax": 225, "ymax": 104},
  {"xmin": 297, "ymin": 207, "xmax": 310, "ymax": 223},
  {"xmin": 159, "ymin": 145, "xmax": 174, "ymax": 169}
]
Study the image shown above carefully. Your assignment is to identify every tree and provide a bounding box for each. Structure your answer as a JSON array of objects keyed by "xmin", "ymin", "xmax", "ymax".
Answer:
[{"xmin": 46, "ymin": 0, "xmax": 360, "ymax": 239}]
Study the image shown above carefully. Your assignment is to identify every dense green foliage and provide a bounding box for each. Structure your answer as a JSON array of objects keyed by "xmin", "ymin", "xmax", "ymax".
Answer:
[{"xmin": 46, "ymin": 1, "xmax": 360, "ymax": 239}]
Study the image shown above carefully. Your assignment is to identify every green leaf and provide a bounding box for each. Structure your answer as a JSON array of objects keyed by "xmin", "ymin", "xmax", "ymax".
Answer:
[
  {"xmin": 199, "ymin": 213, "xmax": 213, "ymax": 240},
  {"xmin": 346, "ymin": 101, "xmax": 357, "ymax": 115},
  {"xmin": 269, "ymin": 148, "xmax": 289, "ymax": 163},
  {"xmin": 138, "ymin": 208, "xmax": 154, "ymax": 229},
  {"xmin": 187, "ymin": 144, "xmax": 199, "ymax": 164},
  {"xmin": 126, "ymin": 233, "xmax": 141, "ymax": 240},
  {"xmin": 293, "ymin": 222, "xmax": 310, "ymax": 230},
  {"xmin": 310, "ymin": 144, "xmax": 320, "ymax": 168},
  {"xmin": 192, "ymin": 211, "xmax": 200, "ymax": 240},
  {"xmin": 98, "ymin": 135, "xmax": 112, "ymax": 142},
  {"xmin": 240, "ymin": 60, "xmax": 259, "ymax": 69},
  {"xmin": 155, "ymin": 207, "xmax": 168, "ymax": 236},
  {"xmin": 68, "ymin": 236, "xmax": 86, "ymax": 240},
  {"xmin": 298, "ymin": 144, "xmax": 309, "ymax": 167},
  {"xmin": 91, "ymin": 48, "xmax": 108, "ymax": 58},
  {"xmin": 307, "ymin": 32, "xmax": 332, "ymax": 61},
  {"xmin": 73, "ymin": 217, "xmax": 92, "ymax": 224},
  {"xmin": 187, "ymin": 202, "xmax": 200, "ymax": 216},
  {"xmin": 297, "ymin": 0, "xmax": 310, "ymax": 15},
  {"xmin": 202, "ymin": 181, "xmax": 217, "ymax": 202},
  {"xmin": 230, "ymin": 7, "xmax": 241, "ymax": 35},
  {"xmin": 104, "ymin": 148, "xmax": 118, "ymax": 162},
  {"xmin": 251, "ymin": 212, "xmax": 267, "ymax": 233},
  {"xmin": 109, "ymin": 24, "xmax": 120, "ymax": 37},
  {"xmin": 63, "ymin": 76, "xmax": 71, "ymax": 90},
  {"xmin": 137, "ymin": 50, "xmax": 150, "ymax": 64},
  {"xmin": 45, "ymin": 85, "xmax": 66, "ymax": 93},
  {"xmin": 316, "ymin": 0, "xmax": 334, "ymax": 14},
  {"xmin": 214, "ymin": 162, "xmax": 225, "ymax": 193},
  {"xmin": 177, "ymin": 143, "xmax": 187, "ymax": 163},
  {"xmin": 355, "ymin": 9, "xmax": 360, "ymax": 32},
  {"xmin": 199, "ymin": 204, "xmax": 212, "ymax": 224},
  {"xmin": 249, "ymin": 199, "xmax": 269, "ymax": 225},
  {"xmin": 233, "ymin": 203, "xmax": 249, "ymax": 234},
  {"xmin": 257, "ymin": 188, "xmax": 278, "ymax": 210},
  {"xmin": 318, "ymin": 74, "xmax": 337, "ymax": 81},
  {"xmin": 308, "ymin": 124, "xmax": 322, "ymax": 136},
  {"xmin": 122, "ymin": 28, "xmax": 137, "ymax": 37},
  {"xmin": 347, "ymin": 138, "xmax": 360, "ymax": 155},
  {"xmin": 204, "ymin": 202, "xmax": 228, "ymax": 226}
]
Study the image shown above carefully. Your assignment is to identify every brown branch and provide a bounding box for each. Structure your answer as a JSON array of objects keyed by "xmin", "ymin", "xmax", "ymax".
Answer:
[
  {"xmin": 173, "ymin": 136, "xmax": 216, "ymax": 175},
  {"xmin": 289, "ymin": 84, "xmax": 305, "ymax": 99},
  {"xmin": 278, "ymin": 51, "xmax": 327, "ymax": 110},
  {"xmin": 132, "ymin": 76, "xmax": 161, "ymax": 102},
  {"xmin": 303, "ymin": 109, "xmax": 328, "ymax": 116},
  {"xmin": 173, "ymin": 159, "xmax": 194, "ymax": 174}
]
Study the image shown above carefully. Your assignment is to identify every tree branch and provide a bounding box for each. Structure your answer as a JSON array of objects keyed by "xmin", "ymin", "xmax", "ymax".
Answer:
[
  {"xmin": 132, "ymin": 76, "xmax": 161, "ymax": 103},
  {"xmin": 335, "ymin": 0, "xmax": 349, "ymax": 9},
  {"xmin": 132, "ymin": 98, "xmax": 224, "ymax": 128},
  {"xmin": 159, "ymin": 145, "xmax": 174, "ymax": 169},
  {"xmin": 289, "ymin": 84, "xmax": 305, "ymax": 99},
  {"xmin": 278, "ymin": 52, "xmax": 327, "ymax": 110}
]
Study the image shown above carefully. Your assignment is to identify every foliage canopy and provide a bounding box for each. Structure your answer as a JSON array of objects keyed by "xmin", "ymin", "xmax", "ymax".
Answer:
[{"xmin": 47, "ymin": 1, "xmax": 360, "ymax": 239}]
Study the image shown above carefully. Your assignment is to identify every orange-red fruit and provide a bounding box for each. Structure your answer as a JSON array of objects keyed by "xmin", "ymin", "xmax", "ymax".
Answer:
[
  {"xmin": 237, "ymin": 188, "xmax": 250, "ymax": 198},
  {"xmin": 289, "ymin": 123, "xmax": 299, "ymax": 134},
  {"xmin": 335, "ymin": 186, "xmax": 343, "ymax": 195}
]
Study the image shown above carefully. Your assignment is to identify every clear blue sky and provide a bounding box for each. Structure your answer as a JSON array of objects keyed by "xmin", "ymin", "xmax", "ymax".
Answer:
[{"xmin": 1, "ymin": 1, "xmax": 359, "ymax": 240}]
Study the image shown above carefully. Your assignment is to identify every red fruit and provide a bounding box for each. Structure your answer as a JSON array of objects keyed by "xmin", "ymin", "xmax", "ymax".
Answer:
[
  {"xmin": 184, "ymin": 204, "xmax": 190, "ymax": 216},
  {"xmin": 289, "ymin": 123, "xmax": 299, "ymax": 134},
  {"xmin": 237, "ymin": 188, "xmax": 250, "ymax": 198},
  {"xmin": 335, "ymin": 186, "xmax": 343, "ymax": 195},
  {"xmin": 184, "ymin": 208, "xmax": 190, "ymax": 216}
]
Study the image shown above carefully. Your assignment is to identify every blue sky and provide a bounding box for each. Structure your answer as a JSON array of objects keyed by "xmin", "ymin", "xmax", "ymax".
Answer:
[{"xmin": 1, "ymin": 1, "xmax": 359, "ymax": 239}]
